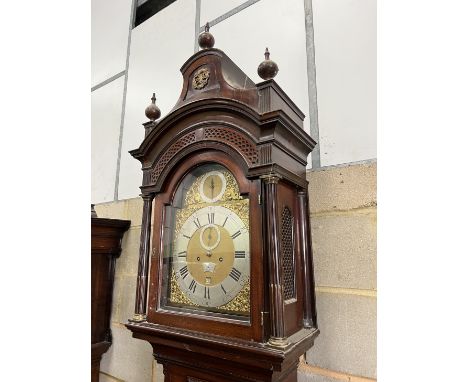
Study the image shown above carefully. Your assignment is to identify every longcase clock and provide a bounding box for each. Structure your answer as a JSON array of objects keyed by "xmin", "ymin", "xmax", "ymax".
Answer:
[{"xmin": 126, "ymin": 26, "xmax": 319, "ymax": 382}]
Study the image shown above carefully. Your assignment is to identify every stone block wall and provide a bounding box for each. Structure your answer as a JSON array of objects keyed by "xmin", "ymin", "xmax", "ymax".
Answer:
[
  {"xmin": 300, "ymin": 160, "xmax": 377, "ymax": 382},
  {"xmin": 94, "ymin": 160, "xmax": 377, "ymax": 382}
]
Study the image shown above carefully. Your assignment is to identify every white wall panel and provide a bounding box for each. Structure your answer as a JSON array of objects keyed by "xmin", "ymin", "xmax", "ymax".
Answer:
[
  {"xmin": 117, "ymin": 0, "xmax": 196, "ymax": 200},
  {"xmin": 91, "ymin": 77, "xmax": 125, "ymax": 203},
  {"xmin": 207, "ymin": 0, "xmax": 312, "ymax": 139},
  {"xmin": 91, "ymin": 0, "xmax": 132, "ymax": 87},
  {"xmin": 312, "ymin": 0, "xmax": 376, "ymax": 166},
  {"xmin": 200, "ymin": 0, "xmax": 248, "ymax": 24}
]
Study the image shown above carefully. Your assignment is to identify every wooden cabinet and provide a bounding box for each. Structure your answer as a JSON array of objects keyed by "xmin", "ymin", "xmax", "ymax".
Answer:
[{"xmin": 91, "ymin": 217, "xmax": 130, "ymax": 382}]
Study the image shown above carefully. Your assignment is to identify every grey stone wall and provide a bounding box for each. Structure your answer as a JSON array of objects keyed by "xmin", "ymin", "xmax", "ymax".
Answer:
[
  {"xmin": 94, "ymin": 160, "xmax": 377, "ymax": 382},
  {"xmin": 300, "ymin": 160, "xmax": 377, "ymax": 381}
]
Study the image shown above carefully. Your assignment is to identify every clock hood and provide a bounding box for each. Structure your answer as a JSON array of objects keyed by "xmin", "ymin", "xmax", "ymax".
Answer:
[{"xmin": 130, "ymin": 43, "xmax": 315, "ymax": 194}]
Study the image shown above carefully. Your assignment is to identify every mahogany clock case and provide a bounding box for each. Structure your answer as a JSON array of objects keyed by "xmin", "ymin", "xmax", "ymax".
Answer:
[
  {"xmin": 126, "ymin": 44, "xmax": 319, "ymax": 381},
  {"xmin": 132, "ymin": 126, "xmax": 315, "ymax": 343}
]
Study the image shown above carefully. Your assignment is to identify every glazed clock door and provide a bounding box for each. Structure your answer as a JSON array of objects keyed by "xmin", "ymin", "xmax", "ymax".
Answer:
[{"xmin": 160, "ymin": 163, "xmax": 251, "ymax": 320}]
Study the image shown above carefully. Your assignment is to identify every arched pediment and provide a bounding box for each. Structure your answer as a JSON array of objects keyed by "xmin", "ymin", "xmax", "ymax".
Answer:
[
  {"xmin": 130, "ymin": 97, "xmax": 262, "ymax": 163},
  {"xmin": 141, "ymin": 121, "xmax": 259, "ymax": 191}
]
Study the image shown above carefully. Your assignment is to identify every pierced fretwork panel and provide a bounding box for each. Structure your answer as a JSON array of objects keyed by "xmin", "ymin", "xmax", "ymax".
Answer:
[{"xmin": 281, "ymin": 207, "xmax": 296, "ymax": 300}]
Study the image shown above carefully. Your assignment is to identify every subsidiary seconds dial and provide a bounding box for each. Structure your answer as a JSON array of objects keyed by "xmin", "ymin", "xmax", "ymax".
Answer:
[
  {"xmin": 199, "ymin": 171, "xmax": 226, "ymax": 203},
  {"xmin": 173, "ymin": 206, "xmax": 249, "ymax": 307}
]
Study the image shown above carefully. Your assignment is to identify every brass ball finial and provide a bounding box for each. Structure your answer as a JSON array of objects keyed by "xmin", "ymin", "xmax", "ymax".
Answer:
[
  {"xmin": 198, "ymin": 22, "xmax": 215, "ymax": 49},
  {"xmin": 257, "ymin": 47, "xmax": 279, "ymax": 80},
  {"xmin": 145, "ymin": 92, "xmax": 161, "ymax": 122}
]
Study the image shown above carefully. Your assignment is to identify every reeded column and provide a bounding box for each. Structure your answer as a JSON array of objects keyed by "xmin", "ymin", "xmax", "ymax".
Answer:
[
  {"xmin": 132, "ymin": 193, "xmax": 155, "ymax": 321},
  {"xmin": 298, "ymin": 190, "xmax": 317, "ymax": 328},
  {"xmin": 261, "ymin": 174, "xmax": 288, "ymax": 348}
]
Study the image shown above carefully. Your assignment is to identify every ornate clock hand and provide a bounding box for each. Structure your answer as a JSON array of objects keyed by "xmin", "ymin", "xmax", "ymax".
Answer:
[
  {"xmin": 207, "ymin": 227, "xmax": 213, "ymax": 244},
  {"xmin": 210, "ymin": 177, "xmax": 215, "ymax": 199}
]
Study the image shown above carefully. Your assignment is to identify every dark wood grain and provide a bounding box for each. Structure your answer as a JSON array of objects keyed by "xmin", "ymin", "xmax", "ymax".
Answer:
[
  {"xmin": 91, "ymin": 217, "xmax": 130, "ymax": 382},
  {"xmin": 277, "ymin": 180, "xmax": 305, "ymax": 338},
  {"xmin": 262, "ymin": 175, "xmax": 287, "ymax": 346}
]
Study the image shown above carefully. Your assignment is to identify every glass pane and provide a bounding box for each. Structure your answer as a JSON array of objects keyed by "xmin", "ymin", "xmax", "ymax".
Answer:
[{"xmin": 160, "ymin": 163, "xmax": 250, "ymax": 319}]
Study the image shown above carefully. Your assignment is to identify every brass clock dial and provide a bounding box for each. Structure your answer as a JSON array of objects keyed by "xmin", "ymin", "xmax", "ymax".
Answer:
[
  {"xmin": 173, "ymin": 206, "xmax": 249, "ymax": 307},
  {"xmin": 161, "ymin": 163, "xmax": 251, "ymax": 317}
]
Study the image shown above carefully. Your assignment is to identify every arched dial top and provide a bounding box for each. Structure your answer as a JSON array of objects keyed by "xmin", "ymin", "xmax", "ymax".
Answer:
[{"xmin": 161, "ymin": 163, "xmax": 251, "ymax": 317}]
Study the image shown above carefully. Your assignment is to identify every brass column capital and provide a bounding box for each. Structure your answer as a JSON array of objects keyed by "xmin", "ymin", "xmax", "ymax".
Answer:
[
  {"xmin": 129, "ymin": 313, "xmax": 147, "ymax": 322},
  {"xmin": 260, "ymin": 174, "xmax": 282, "ymax": 184}
]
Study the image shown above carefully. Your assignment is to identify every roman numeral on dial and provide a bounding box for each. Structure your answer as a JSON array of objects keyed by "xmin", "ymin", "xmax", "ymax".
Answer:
[
  {"xmin": 208, "ymin": 212, "xmax": 215, "ymax": 224},
  {"xmin": 189, "ymin": 279, "xmax": 197, "ymax": 293},
  {"xmin": 193, "ymin": 217, "xmax": 201, "ymax": 228},
  {"xmin": 204, "ymin": 286, "xmax": 210, "ymax": 299},
  {"xmin": 178, "ymin": 251, "xmax": 187, "ymax": 257},
  {"xmin": 180, "ymin": 266, "xmax": 189, "ymax": 279},
  {"xmin": 234, "ymin": 251, "xmax": 246, "ymax": 258},
  {"xmin": 231, "ymin": 230, "xmax": 241, "ymax": 239},
  {"xmin": 229, "ymin": 267, "xmax": 242, "ymax": 282}
]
